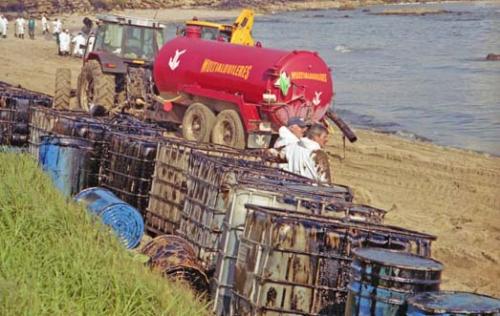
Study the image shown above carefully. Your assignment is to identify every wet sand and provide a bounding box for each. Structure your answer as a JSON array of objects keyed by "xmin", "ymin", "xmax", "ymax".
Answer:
[{"xmin": 0, "ymin": 9, "xmax": 499, "ymax": 298}]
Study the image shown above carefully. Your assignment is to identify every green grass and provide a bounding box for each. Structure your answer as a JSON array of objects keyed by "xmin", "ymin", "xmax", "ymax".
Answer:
[{"xmin": 0, "ymin": 152, "xmax": 209, "ymax": 315}]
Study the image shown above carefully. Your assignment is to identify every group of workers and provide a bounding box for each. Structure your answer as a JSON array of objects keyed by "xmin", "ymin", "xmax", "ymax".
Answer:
[
  {"xmin": 0, "ymin": 13, "xmax": 87, "ymax": 58},
  {"xmin": 272, "ymin": 117, "xmax": 332, "ymax": 183}
]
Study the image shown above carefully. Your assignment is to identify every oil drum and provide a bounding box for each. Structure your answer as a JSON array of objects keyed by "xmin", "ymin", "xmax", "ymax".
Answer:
[
  {"xmin": 74, "ymin": 187, "xmax": 144, "ymax": 249},
  {"xmin": 38, "ymin": 135, "xmax": 93, "ymax": 196},
  {"xmin": 406, "ymin": 291, "xmax": 500, "ymax": 315},
  {"xmin": 345, "ymin": 248, "xmax": 443, "ymax": 316}
]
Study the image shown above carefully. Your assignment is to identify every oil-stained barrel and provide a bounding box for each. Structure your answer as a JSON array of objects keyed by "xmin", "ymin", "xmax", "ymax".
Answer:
[
  {"xmin": 0, "ymin": 95, "xmax": 32, "ymax": 147},
  {"xmin": 141, "ymin": 235, "xmax": 209, "ymax": 293},
  {"xmin": 345, "ymin": 248, "xmax": 443, "ymax": 316},
  {"xmin": 406, "ymin": 291, "xmax": 500, "ymax": 315},
  {"xmin": 74, "ymin": 187, "xmax": 144, "ymax": 249},
  {"xmin": 29, "ymin": 106, "xmax": 90, "ymax": 158},
  {"xmin": 212, "ymin": 178, "xmax": 382, "ymax": 316},
  {"xmin": 99, "ymin": 132, "xmax": 161, "ymax": 214},
  {"xmin": 39, "ymin": 135, "xmax": 93, "ymax": 196},
  {"xmin": 146, "ymin": 138, "xmax": 274, "ymax": 236},
  {"xmin": 233, "ymin": 204, "xmax": 353, "ymax": 316},
  {"xmin": 233, "ymin": 204, "xmax": 436, "ymax": 316}
]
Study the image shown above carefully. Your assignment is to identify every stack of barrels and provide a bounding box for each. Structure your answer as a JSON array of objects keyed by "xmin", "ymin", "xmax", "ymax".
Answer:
[{"xmin": 1, "ymin": 82, "xmax": 498, "ymax": 315}]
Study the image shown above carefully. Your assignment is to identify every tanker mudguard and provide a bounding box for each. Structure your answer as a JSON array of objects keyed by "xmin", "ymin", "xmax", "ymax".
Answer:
[{"xmin": 87, "ymin": 51, "xmax": 128, "ymax": 74}]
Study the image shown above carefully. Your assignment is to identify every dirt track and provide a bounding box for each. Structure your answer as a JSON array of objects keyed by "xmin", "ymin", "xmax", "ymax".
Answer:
[{"xmin": 0, "ymin": 10, "xmax": 499, "ymax": 298}]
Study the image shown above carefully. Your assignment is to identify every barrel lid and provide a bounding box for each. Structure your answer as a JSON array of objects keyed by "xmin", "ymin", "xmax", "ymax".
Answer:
[
  {"xmin": 353, "ymin": 248, "xmax": 443, "ymax": 271},
  {"xmin": 407, "ymin": 291, "xmax": 500, "ymax": 313}
]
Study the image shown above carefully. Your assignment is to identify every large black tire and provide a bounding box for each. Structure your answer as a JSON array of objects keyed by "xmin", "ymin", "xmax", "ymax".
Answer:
[
  {"xmin": 54, "ymin": 68, "xmax": 71, "ymax": 109},
  {"xmin": 77, "ymin": 60, "xmax": 115, "ymax": 112},
  {"xmin": 211, "ymin": 110, "xmax": 246, "ymax": 149},
  {"xmin": 181, "ymin": 103, "xmax": 215, "ymax": 143}
]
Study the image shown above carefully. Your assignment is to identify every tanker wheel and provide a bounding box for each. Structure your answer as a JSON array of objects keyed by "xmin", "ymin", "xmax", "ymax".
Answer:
[
  {"xmin": 211, "ymin": 110, "xmax": 246, "ymax": 149},
  {"xmin": 182, "ymin": 103, "xmax": 216, "ymax": 143},
  {"xmin": 77, "ymin": 60, "xmax": 115, "ymax": 112},
  {"xmin": 54, "ymin": 68, "xmax": 71, "ymax": 109}
]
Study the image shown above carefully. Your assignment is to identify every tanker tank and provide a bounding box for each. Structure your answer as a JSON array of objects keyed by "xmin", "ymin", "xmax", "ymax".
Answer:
[{"xmin": 152, "ymin": 33, "xmax": 334, "ymax": 148}]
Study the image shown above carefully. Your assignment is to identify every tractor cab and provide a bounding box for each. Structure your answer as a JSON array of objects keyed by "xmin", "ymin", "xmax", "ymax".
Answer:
[{"xmin": 86, "ymin": 14, "xmax": 167, "ymax": 63}]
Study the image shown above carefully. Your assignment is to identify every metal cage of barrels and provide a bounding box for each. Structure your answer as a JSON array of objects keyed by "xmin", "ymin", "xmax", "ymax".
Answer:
[
  {"xmin": 146, "ymin": 138, "xmax": 276, "ymax": 237},
  {"xmin": 232, "ymin": 204, "xmax": 437, "ymax": 316},
  {"xmin": 99, "ymin": 130, "xmax": 166, "ymax": 214},
  {"xmin": 211, "ymin": 177, "xmax": 385, "ymax": 315}
]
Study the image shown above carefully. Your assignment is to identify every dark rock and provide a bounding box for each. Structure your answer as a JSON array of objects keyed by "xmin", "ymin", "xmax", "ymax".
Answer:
[{"xmin": 486, "ymin": 53, "xmax": 500, "ymax": 61}]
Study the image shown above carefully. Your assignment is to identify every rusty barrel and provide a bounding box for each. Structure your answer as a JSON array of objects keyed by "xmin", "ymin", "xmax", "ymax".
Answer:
[
  {"xmin": 0, "ymin": 93, "xmax": 34, "ymax": 147},
  {"xmin": 345, "ymin": 248, "xmax": 443, "ymax": 316},
  {"xmin": 99, "ymin": 132, "xmax": 162, "ymax": 214},
  {"xmin": 75, "ymin": 187, "xmax": 144, "ymax": 249},
  {"xmin": 39, "ymin": 135, "xmax": 93, "ymax": 196},
  {"xmin": 406, "ymin": 291, "xmax": 500, "ymax": 315},
  {"xmin": 233, "ymin": 204, "xmax": 353, "ymax": 316},
  {"xmin": 212, "ymin": 178, "xmax": 381, "ymax": 316},
  {"xmin": 140, "ymin": 235, "xmax": 209, "ymax": 293},
  {"xmin": 232, "ymin": 204, "xmax": 436, "ymax": 316},
  {"xmin": 146, "ymin": 138, "xmax": 265, "ymax": 236}
]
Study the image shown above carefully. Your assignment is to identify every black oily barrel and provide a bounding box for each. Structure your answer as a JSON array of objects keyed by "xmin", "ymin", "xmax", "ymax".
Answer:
[
  {"xmin": 406, "ymin": 291, "xmax": 500, "ymax": 315},
  {"xmin": 0, "ymin": 97, "xmax": 31, "ymax": 147},
  {"xmin": 99, "ymin": 132, "xmax": 160, "ymax": 213},
  {"xmin": 345, "ymin": 248, "xmax": 443, "ymax": 316}
]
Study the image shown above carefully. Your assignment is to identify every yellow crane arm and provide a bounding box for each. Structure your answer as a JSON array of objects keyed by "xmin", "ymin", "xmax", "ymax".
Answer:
[{"xmin": 230, "ymin": 9, "xmax": 255, "ymax": 46}]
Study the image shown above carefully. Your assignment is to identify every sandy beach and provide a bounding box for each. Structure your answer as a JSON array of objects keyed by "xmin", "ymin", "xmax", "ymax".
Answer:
[{"xmin": 0, "ymin": 8, "xmax": 499, "ymax": 298}]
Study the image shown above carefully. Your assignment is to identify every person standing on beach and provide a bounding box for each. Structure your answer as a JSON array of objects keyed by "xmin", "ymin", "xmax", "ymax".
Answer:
[
  {"xmin": 1, "ymin": 16, "xmax": 7, "ymax": 38},
  {"xmin": 52, "ymin": 18, "xmax": 62, "ymax": 55},
  {"xmin": 0, "ymin": 15, "xmax": 5, "ymax": 39},
  {"xmin": 59, "ymin": 29, "xmax": 71, "ymax": 56},
  {"xmin": 71, "ymin": 32, "xmax": 86, "ymax": 57},
  {"xmin": 28, "ymin": 16, "xmax": 35, "ymax": 40},
  {"xmin": 17, "ymin": 16, "xmax": 26, "ymax": 39},
  {"xmin": 42, "ymin": 13, "xmax": 49, "ymax": 35},
  {"xmin": 41, "ymin": 14, "xmax": 49, "ymax": 35}
]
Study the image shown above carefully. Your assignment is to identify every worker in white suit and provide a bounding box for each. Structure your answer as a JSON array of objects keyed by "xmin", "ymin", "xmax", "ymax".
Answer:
[
  {"xmin": 16, "ymin": 16, "xmax": 26, "ymax": 39},
  {"xmin": 282, "ymin": 124, "xmax": 332, "ymax": 183},
  {"xmin": 72, "ymin": 32, "xmax": 86, "ymax": 57},
  {"xmin": 59, "ymin": 29, "xmax": 71, "ymax": 56}
]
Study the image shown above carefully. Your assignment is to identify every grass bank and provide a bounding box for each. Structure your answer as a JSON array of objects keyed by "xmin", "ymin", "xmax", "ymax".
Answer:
[{"xmin": 0, "ymin": 152, "xmax": 209, "ymax": 315}]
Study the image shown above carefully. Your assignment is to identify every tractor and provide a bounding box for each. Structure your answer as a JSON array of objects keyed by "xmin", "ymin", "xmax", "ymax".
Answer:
[
  {"xmin": 54, "ymin": 10, "xmax": 255, "ymax": 114},
  {"xmin": 54, "ymin": 14, "xmax": 167, "ymax": 113}
]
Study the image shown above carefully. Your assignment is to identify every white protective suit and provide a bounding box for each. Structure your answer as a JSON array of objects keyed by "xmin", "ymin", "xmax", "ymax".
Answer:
[
  {"xmin": 41, "ymin": 16, "xmax": 48, "ymax": 32},
  {"xmin": 59, "ymin": 32, "xmax": 71, "ymax": 54},
  {"xmin": 16, "ymin": 18, "xmax": 25, "ymax": 35},
  {"xmin": 52, "ymin": 20, "xmax": 62, "ymax": 34},
  {"xmin": 0, "ymin": 17, "xmax": 5, "ymax": 37},
  {"xmin": 72, "ymin": 34, "xmax": 86, "ymax": 57},
  {"xmin": 1, "ymin": 17, "xmax": 7, "ymax": 37},
  {"xmin": 274, "ymin": 126, "xmax": 300, "ymax": 148},
  {"xmin": 282, "ymin": 138, "xmax": 330, "ymax": 183}
]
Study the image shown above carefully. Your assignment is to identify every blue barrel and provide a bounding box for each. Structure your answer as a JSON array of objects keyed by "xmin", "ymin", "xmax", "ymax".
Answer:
[
  {"xmin": 74, "ymin": 187, "xmax": 144, "ymax": 249},
  {"xmin": 407, "ymin": 291, "xmax": 500, "ymax": 315},
  {"xmin": 39, "ymin": 135, "xmax": 92, "ymax": 196},
  {"xmin": 345, "ymin": 248, "xmax": 443, "ymax": 316}
]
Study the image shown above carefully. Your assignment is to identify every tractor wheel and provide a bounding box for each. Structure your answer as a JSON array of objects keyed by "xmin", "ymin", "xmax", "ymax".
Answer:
[
  {"xmin": 54, "ymin": 68, "xmax": 71, "ymax": 109},
  {"xmin": 181, "ymin": 103, "xmax": 215, "ymax": 143},
  {"xmin": 211, "ymin": 110, "xmax": 246, "ymax": 149},
  {"xmin": 77, "ymin": 60, "xmax": 115, "ymax": 112}
]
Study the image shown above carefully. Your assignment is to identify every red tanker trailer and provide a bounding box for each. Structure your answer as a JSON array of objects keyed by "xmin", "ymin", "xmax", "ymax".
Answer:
[{"xmin": 151, "ymin": 30, "xmax": 334, "ymax": 149}]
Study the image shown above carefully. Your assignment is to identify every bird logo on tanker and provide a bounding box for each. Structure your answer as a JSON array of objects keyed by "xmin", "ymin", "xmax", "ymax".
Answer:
[
  {"xmin": 168, "ymin": 49, "xmax": 186, "ymax": 71},
  {"xmin": 312, "ymin": 91, "xmax": 322, "ymax": 106}
]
